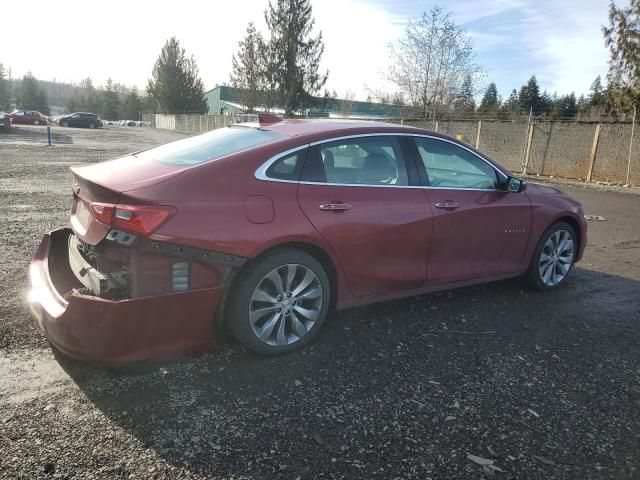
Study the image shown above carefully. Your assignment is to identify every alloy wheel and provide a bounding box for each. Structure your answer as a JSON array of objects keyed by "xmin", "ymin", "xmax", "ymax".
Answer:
[
  {"xmin": 249, "ymin": 264, "xmax": 323, "ymax": 346},
  {"xmin": 538, "ymin": 229, "xmax": 575, "ymax": 286}
]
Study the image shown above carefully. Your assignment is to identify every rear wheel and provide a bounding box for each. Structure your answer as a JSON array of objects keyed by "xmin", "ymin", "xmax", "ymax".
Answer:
[
  {"xmin": 526, "ymin": 221, "xmax": 577, "ymax": 291},
  {"xmin": 33, "ymin": 120, "xmax": 40, "ymax": 125},
  {"xmin": 226, "ymin": 249, "xmax": 330, "ymax": 355}
]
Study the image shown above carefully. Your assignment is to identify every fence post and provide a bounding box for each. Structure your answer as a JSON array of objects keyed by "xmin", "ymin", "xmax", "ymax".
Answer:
[
  {"xmin": 626, "ymin": 105, "xmax": 636, "ymax": 185},
  {"xmin": 522, "ymin": 121, "xmax": 535, "ymax": 175},
  {"xmin": 586, "ymin": 124, "xmax": 601, "ymax": 182},
  {"xmin": 434, "ymin": 121, "xmax": 439, "ymax": 132},
  {"xmin": 475, "ymin": 120, "xmax": 482, "ymax": 149}
]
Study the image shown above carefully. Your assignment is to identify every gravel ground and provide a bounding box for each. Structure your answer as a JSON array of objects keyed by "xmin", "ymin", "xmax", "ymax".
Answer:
[{"xmin": 0, "ymin": 125, "xmax": 639, "ymax": 480}]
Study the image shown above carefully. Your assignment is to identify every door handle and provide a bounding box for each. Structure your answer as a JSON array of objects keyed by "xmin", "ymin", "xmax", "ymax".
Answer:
[
  {"xmin": 434, "ymin": 201, "xmax": 460, "ymax": 210},
  {"xmin": 319, "ymin": 202, "xmax": 352, "ymax": 211}
]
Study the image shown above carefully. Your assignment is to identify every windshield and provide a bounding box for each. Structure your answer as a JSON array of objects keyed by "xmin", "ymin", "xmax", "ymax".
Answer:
[{"xmin": 137, "ymin": 126, "xmax": 282, "ymax": 165}]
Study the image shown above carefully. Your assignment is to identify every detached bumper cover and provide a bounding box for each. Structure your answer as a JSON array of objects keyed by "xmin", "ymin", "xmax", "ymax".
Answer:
[{"xmin": 29, "ymin": 228, "xmax": 223, "ymax": 365}]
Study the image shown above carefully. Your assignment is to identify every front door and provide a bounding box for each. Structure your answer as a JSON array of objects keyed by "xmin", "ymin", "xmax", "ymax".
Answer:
[
  {"xmin": 297, "ymin": 135, "xmax": 432, "ymax": 297},
  {"xmin": 411, "ymin": 136, "xmax": 532, "ymax": 284}
]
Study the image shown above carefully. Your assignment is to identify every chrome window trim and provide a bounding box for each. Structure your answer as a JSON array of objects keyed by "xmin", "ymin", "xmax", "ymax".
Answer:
[{"xmin": 254, "ymin": 133, "xmax": 509, "ymax": 190}]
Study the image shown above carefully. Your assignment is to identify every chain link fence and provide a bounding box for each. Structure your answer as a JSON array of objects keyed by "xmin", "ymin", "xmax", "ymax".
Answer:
[{"xmin": 143, "ymin": 113, "xmax": 640, "ymax": 186}]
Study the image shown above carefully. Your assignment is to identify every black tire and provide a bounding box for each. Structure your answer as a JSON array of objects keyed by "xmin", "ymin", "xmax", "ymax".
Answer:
[
  {"xmin": 61, "ymin": 121, "xmax": 68, "ymax": 127},
  {"xmin": 226, "ymin": 248, "xmax": 331, "ymax": 355},
  {"xmin": 526, "ymin": 221, "xmax": 577, "ymax": 291},
  {"xmin": 89, "ymin": 122, "xmax": 96, "ymax": 129},
  {"xmin": 33, "ymin": 120, "xmax": 40, "ymax": 125}
]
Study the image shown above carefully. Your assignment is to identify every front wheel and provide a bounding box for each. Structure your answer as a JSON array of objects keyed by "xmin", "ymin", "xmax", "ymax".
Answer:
[
  {"xmin": 89, "ymin": 122, "xmax": 96, "ymax": 129},
  {"xmin": 526, "ymin": 221, "xmax": 577, "ymax": 291},
  {"xmin": 226, "ymin": 249, "xmax": 331, "ymax": 355},
  {"xmin": 61, "ymin": 121, "xmax": 69, "ymax": 127}
]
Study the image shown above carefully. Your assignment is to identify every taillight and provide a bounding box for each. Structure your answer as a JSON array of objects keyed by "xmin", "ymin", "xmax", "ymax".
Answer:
[{"xmin": 89, "ymin": 202, "xmax": 175, "ymax": 236}]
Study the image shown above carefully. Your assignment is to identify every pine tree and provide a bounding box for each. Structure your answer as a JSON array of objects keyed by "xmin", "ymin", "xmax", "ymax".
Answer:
[
  {"xmin": 478, "ymin": 82, "xmax": 499, "ymax": 115},
  {"xmin": 0, "ymin": 64, "xmax": 9, "ymax": 110},
  {"xmin": 589, "ymin": 75, "xmax": 604, "ymax": 107},
  {"xmin": 265, "ymin": 0, "xmax": 328, "ymax": 115},
  {"xmin": 147, "ymin": 37, "xmax": 208, "ymax": 114},
  {"xmin": 499, "ymin": 89, "xmax": 520, "ymax": 119},
  {"xmin": 454, "ymin": 74, "xmax": 475, "ymax": 115},
  {"xmin": 102, "ymin": 78, "xmax": 121, "ymax": 120},
  {"xmin": 36, "ymin": 89, "xmax": 49, "ymax": 115},
  {"xmin": 231, "ymin": 23, "xmax": 267, "ymax": 113},
  {"xmin": 17, "ymin": 72, "xmax": 40, "ymax": 110},
  {"xmin": 518, "ymin": 75, "xmax": 542, "ymax": 114},
  {"xmin": 123, "ymin": 88, "xmax": 142, "ymax": 120}
]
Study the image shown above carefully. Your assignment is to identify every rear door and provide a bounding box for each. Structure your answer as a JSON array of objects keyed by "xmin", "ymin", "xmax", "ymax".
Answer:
[
  {"xmin": 411, "ymin": 136, "xmax": 532, "ymax": 284},
  {"xmin": 297, "ymin": 135, "xmax": 432, "ymax": 297}
]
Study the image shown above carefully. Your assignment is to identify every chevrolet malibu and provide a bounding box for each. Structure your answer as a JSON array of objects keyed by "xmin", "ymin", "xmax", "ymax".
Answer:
[{"xmin": 29, "ymin": 117, "xmax": 586, "ymax": 364}]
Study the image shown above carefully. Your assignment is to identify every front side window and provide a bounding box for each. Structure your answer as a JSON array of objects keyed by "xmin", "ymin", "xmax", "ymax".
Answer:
[
  {"xmin": 302, "ymin": 136, "xmax": 409, "ymax": 186},
  {"xmin": 414, "ymin": 138, "xmax": 499, "ymax": 189},
  {"xmin": 138, "ymin": 126, "xmax": 282, "ymax": 166}
]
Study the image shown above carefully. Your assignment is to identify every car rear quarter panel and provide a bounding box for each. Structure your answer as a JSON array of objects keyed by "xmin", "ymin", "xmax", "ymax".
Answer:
[{"xmin": 125, "ymin": 139, "xmax": 353, "ymax": 304}]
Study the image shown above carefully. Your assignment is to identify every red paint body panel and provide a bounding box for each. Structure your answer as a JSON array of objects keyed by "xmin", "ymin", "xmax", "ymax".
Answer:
[
  {"xmin": 29, "ymin": 229, "xmax": 221, "ymax": 365},
  {"xmin": 297, "ymin": 182, "xmax": 432, "ymax": 296},
  {"xmin": 423, "ymin": 189, "xmax": 532, "ymax": 283},
  {"xmin": 29, "ymin": 120, "xmax": 588, "ymax": 364}
]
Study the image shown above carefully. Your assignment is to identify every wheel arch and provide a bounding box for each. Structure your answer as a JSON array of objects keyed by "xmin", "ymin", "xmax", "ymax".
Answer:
[
  {"xmin": 551, "ymin": 214, "xmax": 583, "ymax": 258},
  {"xmin": 216, "ymin": 240, "xmax": 342, "ymax": 333}
]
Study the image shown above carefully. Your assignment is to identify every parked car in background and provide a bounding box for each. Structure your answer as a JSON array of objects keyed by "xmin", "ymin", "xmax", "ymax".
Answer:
[
  {"xmin": 0, "ymin": 111, "xmax": 12, "ymax": 130},
  {"xmin": 58, "ymin": 112, "xmax": 103, "ymax": 129},
  {"xmin": 29, "ymin": 117, "xmax": 587, "ymax": 365},
  {"xmin": 8, "ymin": 110, "xmax": 49, "ymax": 125}
]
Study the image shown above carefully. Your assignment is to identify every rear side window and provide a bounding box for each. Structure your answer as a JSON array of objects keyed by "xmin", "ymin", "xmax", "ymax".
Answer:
[
  {"xmin": 265, "ymin": 150, "xmax": 305, "ymax": 181},
  {"xmin": 138, "ymin": 127, "xmax": 282, "ymax": 166},
  {"xmin": 302, "ymin": 136, "xmax": 409, "ymax": 186}
]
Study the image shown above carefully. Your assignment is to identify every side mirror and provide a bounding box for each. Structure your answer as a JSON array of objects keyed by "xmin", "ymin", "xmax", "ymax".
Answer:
[{"xmin": 506, "ymin": 176, "xmax": 527, "ymax": 193}]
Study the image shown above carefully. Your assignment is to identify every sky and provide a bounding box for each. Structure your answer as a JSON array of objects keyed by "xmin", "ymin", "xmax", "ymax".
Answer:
[{"xmin": 1, "ymin": 0, "xmax": 610, "ymax": 101}]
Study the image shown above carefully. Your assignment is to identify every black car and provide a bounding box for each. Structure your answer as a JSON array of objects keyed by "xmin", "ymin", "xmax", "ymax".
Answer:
[{"xmin": 58, "ymin": 112, "xmax": 103, "ymax": 129}]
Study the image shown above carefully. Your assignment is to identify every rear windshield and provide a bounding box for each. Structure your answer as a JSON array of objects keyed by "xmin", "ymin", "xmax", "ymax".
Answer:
[{"xmin": 138, "ymin": 126, "xmax": 282, "ymax": 165}]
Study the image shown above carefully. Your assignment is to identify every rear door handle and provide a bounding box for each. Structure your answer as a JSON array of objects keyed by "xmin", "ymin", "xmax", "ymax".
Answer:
[
  {"xmin": 319, "ymin": 202, "xmax": 352, "ymax": 211},
  {"xmin": 434, "ymin": 201, "xmax": 460, "ymax": 210}
]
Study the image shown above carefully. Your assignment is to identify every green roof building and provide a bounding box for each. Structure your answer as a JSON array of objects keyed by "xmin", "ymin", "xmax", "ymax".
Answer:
[{"xmin": 204, "ymin": 86, "xmax": 404, "ymax": 119}]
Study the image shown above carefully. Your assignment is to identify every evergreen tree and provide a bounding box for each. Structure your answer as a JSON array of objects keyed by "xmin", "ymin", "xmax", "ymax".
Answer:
[
  {"xmin": 123, "ymin": 88, "xmax": 142, "ymax": 120},
  {"xmin": 499, "ymin": 89, "xmax": 520, "ymax": 119},
  {"xmin": 518, "ymin": 75, "xmax": 542, "ymax": 113},
  {"xmin": 478, "ymin": 82, "xmax": 499, "ymax": 115},
  {"xmin": 265, "ymin": 0, "xmax": 328, "ymax": 115},
  {"xmin": 454, "ymin": 74, "xmax": 475, "ymax": 115},
  {"xmin": 230, "ymin": 23, "xmax": 267, "ymax": 112},
  {"xmin": 102, "ymin": 78, "xmax": 121, "ymax": 120},
  {"xmin": 17, "ymin": 72, "xmax": 40, "ymax": 110},
  {"xmin": 589, "ymin": 75, "xmax": 604, "ymax": 107},
  {"xmin": 147, "ymin": 37, "xmax": 208, "ymax": 114},
  {"xmin": 0, "ymin": 64, "xmax": 9, "ymax": 110},
  {"xmin": 36, "ymin": 89, "xmax": 49, "ymax": 115}
]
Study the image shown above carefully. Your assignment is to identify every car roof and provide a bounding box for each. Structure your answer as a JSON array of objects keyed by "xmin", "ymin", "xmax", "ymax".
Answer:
[{"xmin": 244, "ymin": 119, "xmax": 426, "ymax": 138}]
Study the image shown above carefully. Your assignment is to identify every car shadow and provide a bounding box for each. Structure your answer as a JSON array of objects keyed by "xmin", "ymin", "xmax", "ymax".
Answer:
[
  {"xmin": 2, "ymin": 125, "xmax": 73, "ymax": 144},
  {"xmin": 57, "ymin": 267, "xmax": 640, "ymax": 478}
]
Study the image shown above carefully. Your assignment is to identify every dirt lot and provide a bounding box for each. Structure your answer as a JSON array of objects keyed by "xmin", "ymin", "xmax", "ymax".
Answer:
[{"xmin": 0, "ymin": 124, "xmax": 639, "ymax": 480}]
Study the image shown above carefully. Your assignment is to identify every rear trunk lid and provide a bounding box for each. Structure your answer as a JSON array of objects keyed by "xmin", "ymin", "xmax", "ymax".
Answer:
[{"xmin": 70, "ymin": 155, "xmax": 186, "ymax": 245}]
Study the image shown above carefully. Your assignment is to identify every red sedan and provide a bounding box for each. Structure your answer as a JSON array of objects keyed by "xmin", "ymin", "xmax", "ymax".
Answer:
[
  {"xmin": 8, "ymin": 110, "xmax": 48, "ymax": 125},
  {"xmin": 29, "ymin": 117, "xmax": 587, "ymax": 364}
]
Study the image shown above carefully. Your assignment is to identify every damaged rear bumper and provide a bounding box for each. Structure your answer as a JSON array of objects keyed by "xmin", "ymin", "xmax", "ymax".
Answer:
[{"xmin": 28, "ymin": 228, "xmax": 224, "ymax": 365}]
